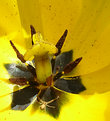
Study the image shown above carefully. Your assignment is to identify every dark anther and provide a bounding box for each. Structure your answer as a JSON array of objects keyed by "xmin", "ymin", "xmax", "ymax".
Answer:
[
  {"xmin": 53, "ymin": 57, "xmax": 82, "ymax": 81},
  {"xmin": 51, "ymin": 30, "xmax": 68, "ymax": 71},
  {"xmin": 10, "ymin": 40, "xmax": 26, "ymax": 63},
  {"xmin": 63, "ymin": 57, "xmax": 82, "ymax": 74},
  {"xmin": 55, "ymin": 29, "xmax": 68, "ymax": 56},
  {"xmin": 46, "ymin": 75, "xmax": 53, "ymax": 86},
  {"xmin": 30, "ymin": 25, "xmax": 36, "ymax": 45},
  {"xmin": 53, "ymin": 72, "xmax": 63, "ymax": 81},
  {"xmin": 9, "ymin": 77, "xmax": 28, "ymax": 86},
  {"xmin": 27, "ymin": 64, "xmax": 36, "ymax": 77},
  {"xmin": 51, "ymin": 58, "xmax": 56, "ymax": 72}
]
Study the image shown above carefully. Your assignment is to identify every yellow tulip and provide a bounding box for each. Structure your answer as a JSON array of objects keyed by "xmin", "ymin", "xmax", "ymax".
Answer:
[{"xmin": 0, "ymin": 0, "xmax": 110, "ymax": 121}]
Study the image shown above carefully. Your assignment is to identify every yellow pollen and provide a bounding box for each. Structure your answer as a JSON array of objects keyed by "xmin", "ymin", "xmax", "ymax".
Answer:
[
  {"xmin": 62, "ymin": 71, "xmax": 64, "ymax": 74},
  {"xmin": 53, "ymin": 56, "xmax": 56, "ymax": 60}
]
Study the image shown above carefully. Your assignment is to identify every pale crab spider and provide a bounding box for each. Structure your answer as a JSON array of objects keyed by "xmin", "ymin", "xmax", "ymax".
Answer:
[{"xmin": 37, "ymin": 96, "xmax": 59, "ymax": 110}]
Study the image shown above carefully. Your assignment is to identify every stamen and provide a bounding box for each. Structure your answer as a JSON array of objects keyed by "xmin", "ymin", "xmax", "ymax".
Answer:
[
  {"xmin": 27, "ymin": 64, "xmax": 36, "ymax": 77},
  {"xmin": 9, "ymin": 77, "xmax": 28, "ymax": 86},
  {"xmin": 51, "ymin": 58, "xmax": 56, "ymax": 72},
  {"xmin": 30, "ymin": 25, "xmax": 36, "ymax": 35},
  {"xmin": 30, "ymin": 25, "xmax": 36, "ymax": 45},
  {"xmin": 53, "ymin": 72, "xmax": 63, "ymax": 81},
  {"xmin": 55, "ymin": 29, "xmax": 68, "ymax": 56},
  {"xmin": 46, "ymin": 75, "xmax": 53, "ymax": 86},
  {"xmin": 51, "ymin": 30, "xmax": 68, "ymax": 71},
  {"xmin": 63, "ymin": 57, "xmax": 82, "ymax": 74},
  {"xmin": 10, "ymin": 40, "xmax": 26, "ymax": 63},
  {"xmin": 53, "ymin": 57, "xmax": 82, "ymax": 80}
]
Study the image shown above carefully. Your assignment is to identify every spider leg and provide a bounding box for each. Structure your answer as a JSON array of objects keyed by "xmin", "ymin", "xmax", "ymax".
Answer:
[
  {"xmin": 46, "ymin": 96, "xmax": 59, "ymax": 104},
  {"xmin": 37, "ymin": 96, "xmax": 44, "ymax": 104},
  {"xmin": 46, "ymin": 105, "xmax": 55, "ymax": 108}
]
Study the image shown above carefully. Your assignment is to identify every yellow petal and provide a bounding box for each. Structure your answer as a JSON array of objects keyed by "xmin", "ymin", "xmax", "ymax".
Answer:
[
  {"xmin": 0, "ymin": 91, "xmax": 110, "ymax": 121},
  {"xmin": 81, "ymin": 64, "xmax": 110, "ymax": 94},
  {"xmin": 0, "ymin": 0, "xmax": 27, "ymax": 47},
  {"xmin": 37, "ymin": 0, "xmax": 110, "ymax": 75}
]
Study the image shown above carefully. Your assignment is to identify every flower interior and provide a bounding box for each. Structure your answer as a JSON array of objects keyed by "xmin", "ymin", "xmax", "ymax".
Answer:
[{"xmin": 4, "ymin": 25, "xmax": 86, "ymax": 118}]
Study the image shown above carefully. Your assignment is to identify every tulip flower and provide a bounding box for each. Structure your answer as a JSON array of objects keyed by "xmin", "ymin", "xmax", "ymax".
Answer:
[{"xmin": 0, "ymin": 0, "xmax": 110, "ymax": 121}]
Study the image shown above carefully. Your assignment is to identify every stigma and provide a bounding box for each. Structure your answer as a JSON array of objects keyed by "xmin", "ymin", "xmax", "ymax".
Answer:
[{"xmin": 24, "ymin": 32, "xmax": 57, "ymax": 83}]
